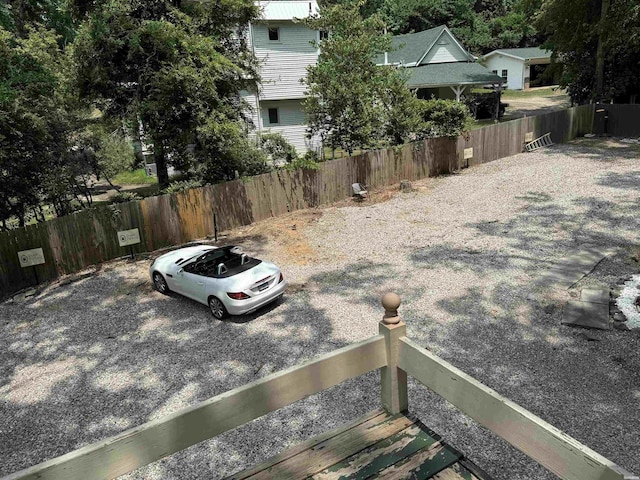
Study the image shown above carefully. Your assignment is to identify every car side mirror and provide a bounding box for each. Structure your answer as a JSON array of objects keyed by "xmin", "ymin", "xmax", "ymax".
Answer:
[{"xmin": 177, "ymin": 268, "xmax": 184, "ymax": 275}]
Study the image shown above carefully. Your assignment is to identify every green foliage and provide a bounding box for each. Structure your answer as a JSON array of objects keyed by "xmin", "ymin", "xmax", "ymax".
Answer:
[
  {"xmin": 109, "ymin": 191, "xmax": 142, "ymax": 204},
  {"xmin": 537, "ymin": 0, "xmax": 640, "ymax": 103},
  {"xmin": 0, "ymin": 25, "xmax": 78, "ymax": 226},
  {"xmin": 415, "ymin": 99, "xmax": 471, "ymax": 138},
  {"xmin": 112, "ymin": 168, "xmax": 158, "ymax": 185},
  {"xmin": 75, "ymin": 122, "xmax": 136, "ymax": 182},
  {"xmin": 303, "ymin": 3, "xmax": 420, "ymax": 154},
  {"xmin": 381, "ymin": 0, "xmax": 476, "ymax": 35},
  {"xmin": 355, "ymin": 0, "xmax": 543, "ymax": 55},
  {"xmin": 260, "ymin": 132, "xmax": 298, "ymax": 164},
  {"xmin": 162, "ymin": 179, "xmax": 204, "ymax": 194},
  {"xmin": 72, "ymin": 0, "xmax": 261, "ymax": 187},
  {"xmin": 284, "ymin": 150, "xmax": 321, "ymax": 170},
  {"xmin": 463, "ymin": 91, "xmax": 502, "ymax": 119}
]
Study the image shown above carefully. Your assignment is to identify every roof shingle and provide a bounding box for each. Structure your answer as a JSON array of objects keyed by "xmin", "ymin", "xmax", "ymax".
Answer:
[{"xmin": 405, "ymin": 63, "xmax": 504, "ymax": 87}]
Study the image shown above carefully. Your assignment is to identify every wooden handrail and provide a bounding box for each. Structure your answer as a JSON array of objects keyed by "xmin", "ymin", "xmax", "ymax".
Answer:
[
  {"xmin": 4, "ymin": 335, "xmax": 386, "ymax": 480},
  {"xmin": 397, "ymin": 337, "xmax": 638, "ymax": 480},
  {"xmin": 5, "ymin": 293, "xmax": 637, "ymax": 480}
]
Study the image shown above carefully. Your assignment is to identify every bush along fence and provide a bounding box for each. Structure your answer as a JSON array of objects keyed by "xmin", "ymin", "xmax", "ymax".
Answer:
[{"xmin": 0, "ymin": 104, "xmax": 596, "ymax": 297}]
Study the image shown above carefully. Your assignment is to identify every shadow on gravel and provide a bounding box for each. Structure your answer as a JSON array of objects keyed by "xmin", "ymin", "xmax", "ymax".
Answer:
[
  {"xmin": 400, "ymin": 171, "xmax": 640, "ymax": 478},
  {"xmin": 597, "ymin": 171, "xmax": 640, "ymax": 190},
  {"xmin": 0, "ymin": 262, "xmax": 383, "ymax": 478},
  {"xmin": 412, "ymin": 279, "xmax": 640, "ymax": 480}
]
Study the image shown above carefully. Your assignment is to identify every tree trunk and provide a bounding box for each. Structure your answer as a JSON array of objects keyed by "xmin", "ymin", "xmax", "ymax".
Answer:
[
  {"xmin": 595, "ymin": 0, "xmax": 610, "ymax": 99},
  {"xmin": 154, "ymin": 138, "xmax": 170, "ymax": 188}
]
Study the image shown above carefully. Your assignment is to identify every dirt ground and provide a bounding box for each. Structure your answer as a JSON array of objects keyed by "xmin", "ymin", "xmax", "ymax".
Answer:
[
  {"xmin": 503, "ymin": 87, "xmax": 572, "ymax": 118},
  {"xmin": 2, "ymin": 138, "xmax": 640, "ymax": 480}
]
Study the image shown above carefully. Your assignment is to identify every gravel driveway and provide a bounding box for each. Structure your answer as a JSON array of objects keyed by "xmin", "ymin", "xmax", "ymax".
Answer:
[{"xmin": 1, "ymin": 138, "xmax": 640, "ymax": 479}]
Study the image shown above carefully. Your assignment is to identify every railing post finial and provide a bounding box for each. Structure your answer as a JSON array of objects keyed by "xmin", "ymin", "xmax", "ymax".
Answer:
[{"xmin": 382, "ymin": 292, "xmax": 401, "ymax": 325}]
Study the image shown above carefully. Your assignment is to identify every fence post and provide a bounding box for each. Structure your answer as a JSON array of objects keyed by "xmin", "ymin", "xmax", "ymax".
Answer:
[{"xmin": 379, "ymin": 292, "xmax": 408, "ymax": 414}]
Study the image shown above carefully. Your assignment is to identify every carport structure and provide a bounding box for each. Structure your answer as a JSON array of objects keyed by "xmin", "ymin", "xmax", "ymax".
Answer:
[{"xmin": 4, "ymin": 294, "xmax": 636, "ymax": 480}]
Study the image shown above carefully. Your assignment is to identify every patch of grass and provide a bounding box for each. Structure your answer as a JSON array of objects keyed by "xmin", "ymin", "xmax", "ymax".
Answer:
[
  {"xmin": 501, "ymin": 87, "xmax": 563, "ymax": 99},
  {"xmin": 322, "ymin": 147, "xmax": 366, "ymax": 160},
  {"xmin": 112, "ymin": 168, "xmax": 158, "ymax": 185}
]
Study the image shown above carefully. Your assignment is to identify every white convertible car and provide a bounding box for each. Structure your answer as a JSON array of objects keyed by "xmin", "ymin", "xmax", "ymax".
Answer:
[{"xmin": 149, "ymin": 245, "xmax": 286, "ymax": 319}]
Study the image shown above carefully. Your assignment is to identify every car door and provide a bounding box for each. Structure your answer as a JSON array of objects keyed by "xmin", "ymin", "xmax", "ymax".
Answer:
[{"xmin": 173, "ymin": 261, "xmax": 207, "ymax": 304}]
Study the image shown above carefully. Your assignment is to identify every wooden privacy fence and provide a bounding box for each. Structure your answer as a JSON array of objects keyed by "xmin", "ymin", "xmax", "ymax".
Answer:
[
  {"xmin": 4, "ymin": 294, "xmax": 637, "ymax": 480},
  {"xmin": 600, "ymin": 104, "xmax": 640, "ymax": 137},
  {"xmin": 0, "ymin": 105, "xmax": 595, "ymax": 297}
]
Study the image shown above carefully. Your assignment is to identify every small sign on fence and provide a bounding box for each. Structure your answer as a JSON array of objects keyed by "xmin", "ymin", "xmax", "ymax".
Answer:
[
  {"xmin": 118, "ymin": 228, "xmax": 141, "ymax": 247},
  {"xmin": 18, "ymin": 248, "xmax": 45, "ymax": 268},
  {"xmin": 525, "ymin": 132, "xmax": 534, "ymax": 142},
  {"xmin": 463, "ymin": 148, "xmax": 474, "ymax": 160}
]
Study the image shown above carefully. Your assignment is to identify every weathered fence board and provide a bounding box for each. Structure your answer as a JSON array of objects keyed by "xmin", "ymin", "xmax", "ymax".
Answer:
[{"xmin": 0, "ymin": 106, "xmax": 603, "ymax": 298}]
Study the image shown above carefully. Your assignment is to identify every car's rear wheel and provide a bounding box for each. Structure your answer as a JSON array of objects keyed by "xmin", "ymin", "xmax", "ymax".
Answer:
[
  {"xmin": 208, "ymin": 296, "xmax": 228, "ymax": 320},
  {"xmin": 153, "ymin": 272, "xmax": 170, "ymax": 295}
]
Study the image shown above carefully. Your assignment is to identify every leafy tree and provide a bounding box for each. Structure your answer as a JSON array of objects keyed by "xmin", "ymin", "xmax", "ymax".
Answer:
[
  {"xmin": 71, "ymin": 0, "xmax": 262, "ymax": 187},
  {"xmin": 0, "ymin": 0, "xmax": 76, "ymax": 41},
  {"xmin": 303, "ymin": 3, "xmax": 421, "ymax": 154},
  {"xmin": 260, "ymin": 132, "xmax": 299, "ymax": 165},
  {"xmin": 0, "ymin": 25, "xmax": 75, "ymax": 228},
  {"xmin": 537, "ymin": 0, "xmax": 640, "ymax": 102},
  {"xmin": 381, "ymin": 0, "xmax": 477, "ymax": 35}
]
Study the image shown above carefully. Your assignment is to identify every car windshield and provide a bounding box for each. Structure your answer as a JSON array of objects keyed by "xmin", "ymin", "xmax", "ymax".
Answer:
[{"xmin": 185, "ymin": 246, "xmax": 261, "ymax": 278}]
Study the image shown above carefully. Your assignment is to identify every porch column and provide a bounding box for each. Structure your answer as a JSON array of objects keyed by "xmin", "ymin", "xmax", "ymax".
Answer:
[
  {"xmin": 449, "ymin": 85, "xmax": 466, "ymax": 101},
  {"xmin": 379, "ymin": 293, "xmax": 408, "ymax": 414}
]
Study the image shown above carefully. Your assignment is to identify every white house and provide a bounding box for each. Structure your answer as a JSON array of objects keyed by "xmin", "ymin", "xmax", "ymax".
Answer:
[
  {"xmin": 242, "ymin": 1, "xmax": 321, "ymax": 154},
  {"xmin": 482, "ymin": 47, "xmax": 552, "ymax": 90},
  {"xmin": 375, "ymin": 26, "xmax": 504, "ymax": 102}
]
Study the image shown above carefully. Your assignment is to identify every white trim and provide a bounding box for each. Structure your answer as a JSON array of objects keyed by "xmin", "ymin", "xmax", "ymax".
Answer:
[
  {"xmin": 483, "ymin": 50, "xmax": 551, "ymax": 62},
  {"xmin": 416, "ymin": 26, "xmax": 471, "ymax": 66}
]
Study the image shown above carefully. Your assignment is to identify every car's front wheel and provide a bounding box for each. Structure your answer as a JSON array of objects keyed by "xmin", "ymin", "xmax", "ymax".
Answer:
[
  {"xmin": 208, "ymin": 296, "xmax": 228, "ymax": 320},
  {"xmin": 152, "ymin": 272, "xmax": 170, "ymax": 295}
]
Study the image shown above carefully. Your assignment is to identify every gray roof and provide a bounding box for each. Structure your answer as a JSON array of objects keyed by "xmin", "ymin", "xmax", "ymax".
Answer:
[
  {"xmin": 376, "ymin": 26, "xmax": 450, "ymax": 65},
  {"xmin": 486, "ymin": 47, "xmax": 551, "ymax": 61},
  {"xmin": 405, "ymin": 62, "xmax": 504, "ymax": 88}
]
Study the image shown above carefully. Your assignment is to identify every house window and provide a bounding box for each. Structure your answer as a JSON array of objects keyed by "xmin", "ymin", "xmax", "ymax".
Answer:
[
  {"xmin": 268, "ymin": 108, "xmax": 279, "ymax": 125},
  {"xmin": 492, "ymin": 70, "xmax": 498, "ymax": 74},
  {"xmin": 268, "ymin": 27, "xmax": 279, "ymax": 41},
  {"xmin": 319, "ymin": 30, "xmax": 329, "ymax": 41},
  {"xmin": 501, "ymin": 69, "xmax": 508, "ymax": 82}
]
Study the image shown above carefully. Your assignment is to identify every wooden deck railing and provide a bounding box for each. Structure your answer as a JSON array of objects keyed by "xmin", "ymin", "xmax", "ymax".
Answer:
[{"xmin": 3, "ymin": 294, "xmax": 637, "ymax": 480}]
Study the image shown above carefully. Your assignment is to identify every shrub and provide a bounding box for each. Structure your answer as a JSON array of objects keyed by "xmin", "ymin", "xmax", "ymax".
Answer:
[
  {"xmin": 162, "ymin": 179, "xmax": 204, "ymax": 194},
  {"xmin": 260, "ymin": 132, "xmax": 298, "ymax": 165},
  {"xmin": 463, "ymin": 92, "xmax": 504, "ymax": 120},
  {"xmin": 109, "ymin": 191, "xmax": 142, "ymax": 204},
  {"xmin": 284, "ymin": 150, "xmax": 321, "ymax": 170},
  {"xmin": 416, "ymin": 99, "xmax": 472, "ymax": 139}
]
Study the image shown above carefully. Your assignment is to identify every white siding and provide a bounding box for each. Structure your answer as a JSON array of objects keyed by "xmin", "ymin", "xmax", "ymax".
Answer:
[
  {"xmin": 483, "ymin": 55, "xmax": 525, "ymax": 90},
  {"xmin": 420, "ymin": 31, "xmax": 469, "ymax": 64},
  {"xmin": 259, "ymin": 99, "xmax": 317, "ymax": 153},
  {"xmin": 241, "ymin": 90, "xmax": 262, "ymax": 132},
  {"xmin": 253, "ymin": 22, "xmax": 318, "ymax": 100}
]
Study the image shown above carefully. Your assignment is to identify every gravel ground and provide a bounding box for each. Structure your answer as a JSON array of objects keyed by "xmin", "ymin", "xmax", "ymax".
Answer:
[{"xmin": 2, "ymin": 138, "xmax": 640, "ymax": 479}]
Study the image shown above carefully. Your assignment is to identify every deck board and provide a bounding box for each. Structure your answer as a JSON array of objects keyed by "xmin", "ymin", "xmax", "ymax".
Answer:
[{"xmin": 228, "ymin": 411, "xmax": 492, "ymax": 480}]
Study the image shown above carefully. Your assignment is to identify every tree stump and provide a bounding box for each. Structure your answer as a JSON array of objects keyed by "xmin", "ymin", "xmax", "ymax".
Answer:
[{"xmin": 400, "ymin": 180, "xmax": 412, "ymax": 193}]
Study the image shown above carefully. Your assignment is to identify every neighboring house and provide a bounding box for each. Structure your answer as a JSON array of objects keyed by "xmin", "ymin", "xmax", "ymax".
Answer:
[
  {"xmin": 482, "ymin": 47, "xmax": 552, "ymax": 90},
  {"xmin": 375, "ymin": 26, "xmax": 504, "ymax": 101},
  {"xmin": 242, "ymin": 1, "xmax": 321, "ymax": 154}
]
